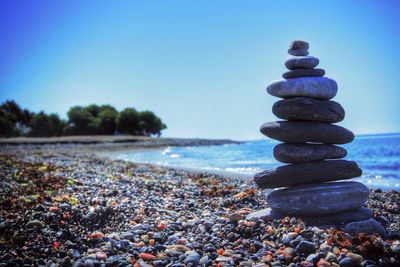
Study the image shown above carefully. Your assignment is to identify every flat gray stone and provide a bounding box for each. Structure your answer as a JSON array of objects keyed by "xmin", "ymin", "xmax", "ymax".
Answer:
[
  {"xmin": 266, "ymin": 181, "xmax": 369, "ymax": 215},
  {"xmin": 267, "ymin": 77, "xmax": 338, "ymax": 100},
  {"xmin": 245, "ymin": 208, "xmax": 274, "ymax": 221},
  {"xmin": 247, "ymin": 207, "xmax": 373, "ymax": 226},
  {"xmin": 288, "ymin": 40, "xmax": 309, "ymax": 56},
  {"xmin": 273, "ymin": 143, "xmax": 347, "ymax": 163},
  {"xmin": 282, "ymin": 68, "xmax": 325, "ymax": 79},
  {"xmin": 260, "ymin": 121, "xmax": 354, "ymax": 144},
  {"xmin": 254, "ymin": 160, "xmax": 362, "ymax": 189},
  {"xmin": 272, "ymin": 97, "xmax": 345, "ymax": 123},
  {"xmin": 344, "ymin": 218, "xmax": 386, "ymax": 236},
  {"xmin": 272, "ymin": 207, "xmax": 372, "ymax": 225},
  {"xmin": 285, "ymin": 56, "xmax": 319, "ymax": 70}
]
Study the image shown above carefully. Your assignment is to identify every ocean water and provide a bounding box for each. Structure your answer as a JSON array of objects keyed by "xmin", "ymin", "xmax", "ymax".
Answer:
[{"xmin": 110, "ymin": 133, "xmax": 400, "ymax": 190}]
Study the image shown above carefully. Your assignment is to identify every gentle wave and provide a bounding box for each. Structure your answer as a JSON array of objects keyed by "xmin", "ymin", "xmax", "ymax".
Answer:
[{"xmin": 111, "ymin": 134, "xmax": 400, "ymax": 190}]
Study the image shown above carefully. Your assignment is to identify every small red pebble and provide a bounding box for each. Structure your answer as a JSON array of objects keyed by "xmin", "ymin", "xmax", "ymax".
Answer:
[
  {"xmin": 89, "ymin": 232, "xmax": 104, "ymax": 239},
  {"xmin": 139, "ymin": 253, "xmax": 155, "ymax": 261},
  {"xmin": 60, "ymin": 220, "xmax": 65, "ymax": 225},
  {"xmin": 52, "ymin": 241, "xmax": 59, "ymax": 249},
  {"xmin": 294, "ymin": 227, "xmax": 301, "ymax": 233},
  {"xmin": 317, "ymin": 259, "xmax": 331, "ymax": 267},
  {"xmin": 265, "ymin": 254, "xmax": 273, "ymax": 261},
  {"xmin": 280, "ymin": 216, "xmax": 290, "ymax": 224},
  {"xmin": 49, "ymin": 207, "xmax": 59, "ymax": 212},
  {"xmin": 158, "ymin": 224, "xmax": 166, "ymax": 230},
  {"xmin": 217, "ymin": 248, "xmax": 224, "ymax": 256},
  {"xmin": 216, "ymin": 263, "xmax": 222, "ymax": 267}
]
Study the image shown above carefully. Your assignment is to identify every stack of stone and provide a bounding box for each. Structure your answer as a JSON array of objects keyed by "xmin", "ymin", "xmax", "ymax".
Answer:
[{"xmin": 253, "ymin": 40, "xmax": 385, "ymax": 234}]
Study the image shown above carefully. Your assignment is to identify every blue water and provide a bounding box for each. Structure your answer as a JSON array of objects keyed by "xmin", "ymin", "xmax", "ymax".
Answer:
[{"xmin": 111, "ymin": 133, "xmax": 400, "ymax": 190}]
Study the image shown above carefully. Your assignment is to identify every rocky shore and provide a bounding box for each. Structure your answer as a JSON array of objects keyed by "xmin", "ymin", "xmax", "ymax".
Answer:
[
  {"xmin": 0, "ymin": 144, "xmax": 399, "ymax": 266},
  {"xmin": 0, "ymin": 136, "xmax": 239, "ymax": 154}
]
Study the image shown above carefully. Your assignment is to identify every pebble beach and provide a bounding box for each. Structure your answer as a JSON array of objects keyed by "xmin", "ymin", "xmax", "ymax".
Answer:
[{"xmin": 1, "ymin": 142, "xmax": 400, "ymax": 267}]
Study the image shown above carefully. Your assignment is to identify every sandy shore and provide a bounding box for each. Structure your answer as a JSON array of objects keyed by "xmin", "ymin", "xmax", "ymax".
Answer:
[{"xmin": 0, "ymin": 142, "xmax": 399, "ymax": 266}]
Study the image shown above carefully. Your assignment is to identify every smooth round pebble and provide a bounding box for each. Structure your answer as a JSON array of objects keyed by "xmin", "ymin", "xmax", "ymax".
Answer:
[
  {"xmin": 295, "ymin": 241, "xmax": 316, "ymax": 255},
  {"xmin": 282, "ymin": 68, "xmax": 325, "ymax": 79},
  {"xmin": 344, "ymin": 218, "xmax": 386, "ymax": 236},
  {"xmin": 254, "ymin": 160, "xmax": 362, "ymax": 189},
  {"xmin": 266, "ymin": 181, "xmax": 369, "ymax": 216},
  {"xmin": 273, "ymin": 143, "xmax": 347, "ymax": 163},
  {"xmin": 260, "ymin": 121, "xmax": 354, "ymax": 144},
  {"xmin": 291, "ymin": 207, "xmax": 373, "ymax": 226},
  {"xmin": 285, "ymin": 56, "xmax": 319, "ymax": 70},
  {"xmin": 288, "ymin": 40, "xmax": 309, "ymax": 56},
  {"xmin": 267, "ymin": 77, "xmax": 338, "ymax": 100},
  {"xmin": 272, "ymin": 97, "xmax": 345, "ymax": 123}
]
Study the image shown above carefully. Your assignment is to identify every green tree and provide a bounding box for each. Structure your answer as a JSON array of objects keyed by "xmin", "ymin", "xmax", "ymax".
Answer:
[
  {"xmin": 139, "ymin": 111, "xmax": 167, "ymax": 137},
  {"xmin": 0, "ymin": 100, "xmax": 35, "ymax": 136},
  {"xmin": 85, "ymin": 104, "xmax": 101, "ymax": 117},
  {"xmin": 66, "ymin": 106, "xmax": 95, "ymax": 135},
  {"xmin": 0, "ymin": 113, "xmax": 15, "ymax": 137},
  {"xmin": 0, "ymin": 100, "xmax": 21, "ymax": 123},
  {"xmin": 117, "ymin": 108, "xmax": 141, "ymax": 135},
  {"xmin": 29, "ymin": 112, "xmax": 51, "ymax": 137},
  {"xmin": 48, "ymin": 113, "xmax": 66, "ymax": 136},
  {"xmin": 96, "ymin": 107, "xmax": 118, "ymax": 134}
]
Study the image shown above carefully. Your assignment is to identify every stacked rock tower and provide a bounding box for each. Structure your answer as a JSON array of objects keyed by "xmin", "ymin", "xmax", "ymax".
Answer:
[{"xmin": 254, "ymin": 41, "xmax": 384, "ymax": 233}]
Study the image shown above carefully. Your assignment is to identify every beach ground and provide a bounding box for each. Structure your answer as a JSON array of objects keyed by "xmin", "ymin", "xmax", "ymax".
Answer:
[{"xmin": 0, "ymin": 140, "xmax": 399, "ymax": 266}]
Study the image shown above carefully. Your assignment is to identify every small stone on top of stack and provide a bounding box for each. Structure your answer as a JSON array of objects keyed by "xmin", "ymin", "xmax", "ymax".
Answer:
[{"xmin": 250, "ymin": 40, "xmax": 385, "ymax": 236}]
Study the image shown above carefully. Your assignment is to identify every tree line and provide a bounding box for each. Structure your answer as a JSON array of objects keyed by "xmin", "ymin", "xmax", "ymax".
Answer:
[{"xmin": 0, "ymin": 100, "xmax": 167, "ymax": 137}]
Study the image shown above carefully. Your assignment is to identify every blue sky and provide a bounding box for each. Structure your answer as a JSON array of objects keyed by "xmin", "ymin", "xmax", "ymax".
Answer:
[{"xmin": 1, "ymin": 1, "xmax": 399, "ymax": 140}]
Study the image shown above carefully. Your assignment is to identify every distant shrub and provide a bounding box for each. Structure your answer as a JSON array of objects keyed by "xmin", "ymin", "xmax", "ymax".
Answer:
[
  {"xmin": 29, "ymin": 112, "xmax": 52, "ymax": 137},
  {"xmin": 0, "ymin": 114, "xmax": 15, "ymax": 137},
  {"xmin": 117, "ymin": 108, "xmax": 141, "ymax": 135},
  {"xmin": 66, "ymin": 106, "xmax": 96, "ymax": 135},
  {"xmin": 139, "ymin": 111, "xmax": 167, "ymax": 137},
  {"xmin": 0, "ymin": 100, "xmax": 34, "ymax": 137},
  {"xmin": 96, "ymin": 107, "xmax": 118, "ymax": 135},
  {"xmin": 48, "ymin": 113, "xmax": 66, "ymax": 136},
  {"xmin": 0, "ymin": 100, "xmax": 167, "ymax": 137}
]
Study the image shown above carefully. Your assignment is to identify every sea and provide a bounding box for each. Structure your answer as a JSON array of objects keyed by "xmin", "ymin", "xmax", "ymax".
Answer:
[{"xmin": 109, "ymin": 133, "xmax": 400, "ymax": 190}]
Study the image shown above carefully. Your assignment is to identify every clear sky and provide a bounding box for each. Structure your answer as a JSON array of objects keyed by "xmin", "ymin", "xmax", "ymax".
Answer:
[{"xmin": 1, "ymin": 1, "xmax": 399, "ymax": 140}]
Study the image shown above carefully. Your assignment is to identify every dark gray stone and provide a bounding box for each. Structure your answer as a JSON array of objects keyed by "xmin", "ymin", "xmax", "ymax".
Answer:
[
  {"xmin": 344, "ymin": 218, "xmax": 386, "ymax": 236},
  {"xmin": 288, "ymin": 40, "xmax": 309, "ymax": 56},
  {"xmin": 25, "ymin": 220, "xmax": 44, "ymax": 230},
  {"xmin": 271, "ymin": 207, "xmax": 373, "ymax": 225},
  {"xmin": 273, "ymin": 143, "xmax": 347, "ymax": 163},
  {"xmin": 267, "ymin": 77, "xmax": 338, "ymax": 100},
  {"xmin": 119, "ymin": 232, "xmax": 135, "ymax": 241},
  {"xmin": 295, "ymin": 241, "xmax": 316, "ymax": 255},
  {"xmin": 265, "ymin": 181, "xmax": 369, "ymax": 215},
  {"xmin": 285, "ymin": 56, "xmax": 319, "ymax": 70},
  {"xmin": 260, "ymin": 121, "xmax": 354, "ymax": 144},
  {"xmin": 272, "ymin": 97, "xmax": 345, "ymax": 123},
  {"xmin": 254, "ymin": 160, "xmax": 362, "ymax": 189},
  {"xmin": 283, "ymin": 68, "xmax": 325, "ymax": 79}
]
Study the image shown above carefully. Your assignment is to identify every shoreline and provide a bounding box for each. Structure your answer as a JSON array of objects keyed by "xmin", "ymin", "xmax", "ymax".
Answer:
[
  {"xmin": 0, "ymin": 143, "xmax": 399, "ymax": 265},
  {"xmin": 0, "ymin": 135, "xmax": 239, "ymax": 146},
  {"xmin": 98, "ymin": 149, "xmax": 254, "ymax": 184}
]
